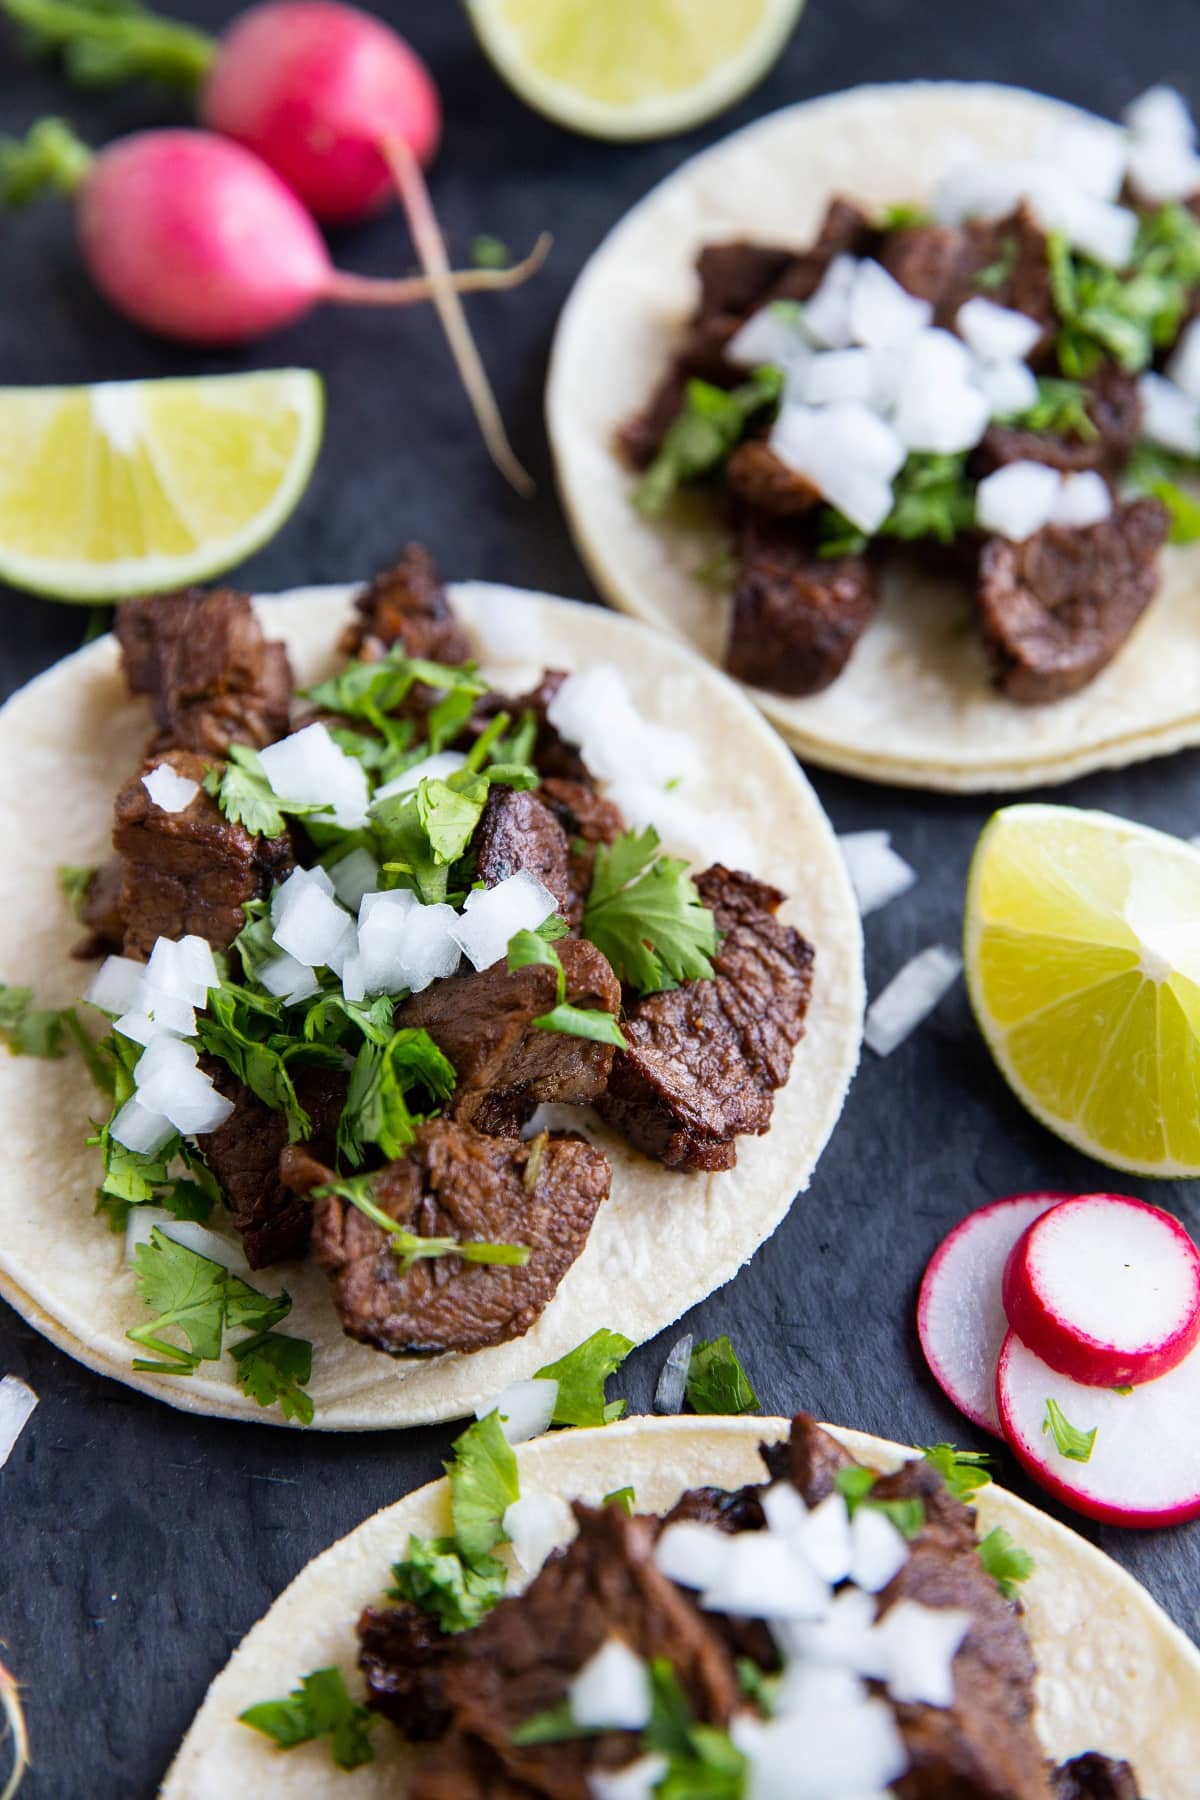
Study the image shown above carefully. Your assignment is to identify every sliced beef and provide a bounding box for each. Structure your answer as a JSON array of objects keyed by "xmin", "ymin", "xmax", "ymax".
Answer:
[
  {"xmin": 1052, "ymin": 1753, "xmax": 1142, "ymax": 1799},
  {"xmin": 340, "ymin": 544, "xmax": 473, "ymax": 666},
  {"xmin": 977, "ymin": 366, "xmax": 1142, "ymax": 476},
  {"xmin": 694, "ymin": 240, "xmax": 797, "ymax": 319},
  {"xmin": 72, "ymin": 856, "xmax": 126, "ymax": 959},
  {"xmin": 761, "ymin": 1410, "xmax": 856, "ymax": 1501},
  {"xmin": 440, "ymin": 1502, "xmax": 738, "ymax": 1799},
  {"xmin": 726, "ymin": 439, "xmax": 821, "ymax": 518},
  {"xmin": 660, "ymin": 1483, "xmax": 766, "ymax": 1533},
  {"xmin": 473, "ymin": 786, "xmax": 579, "ymax": 926},
  {"xmin": 115, "ymin": 587, "xmax": 292, "ymax": 756},
  {"xmin": 196, "ymin": 1064, "xmax": 345, "ymax": 1267},
  {"xmin": 113, "ymin": 749, "xmax": 294, "ymax": 959},
  {"xmin": 409, "ymin": 1733, "xmax": 539, "ymax": 1800},
  {"xmin": 760, "ymin": 197, "xmax": 880, "ymax": 305},
  {"xmin": 596, "ymin": 866, "xmax": 814, "ymax": 1172},
  {"xmin": 539, "ymin": 776, "xmax": 627, "ymax": 920},
  {"xmin": 726, "ymin": 517, "xmax": 877, "ymax": 695},
  {"xmin": 881, "ymin": 205, "xmax": 1056, "ymax": 354},
  {"xmin": 357, "ymin": 1604, "xmax": 453, "ymax": 1740},
  {"xmin": 396, "ymin": 940, "xmax": 621, "ymax": 1136},
  {"xmin": 977, "ymin": 498, "xmax": 1169, "ymax": 703},
  {"xmin": 301, "ymin": 1120, "xmax": 611, "ymax": 1355}
]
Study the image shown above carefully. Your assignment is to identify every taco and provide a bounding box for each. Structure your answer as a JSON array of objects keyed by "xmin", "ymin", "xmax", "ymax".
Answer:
[
  {"xmin": 163, "ymin": 1409, "xmax": 1199, "ymax": 1796},
  {"xmin": 0, "ymin": 554, "xmax": 861, "ymax": 1428},
  {"xmin": 548, "ymin": 80, "xmax": 1200, "ymax": 792}
]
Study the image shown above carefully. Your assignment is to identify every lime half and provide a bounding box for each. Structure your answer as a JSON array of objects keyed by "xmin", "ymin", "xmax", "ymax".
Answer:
[{"xmin": 0, "ymin": 369, "xmax": 324, "ymax": 602}]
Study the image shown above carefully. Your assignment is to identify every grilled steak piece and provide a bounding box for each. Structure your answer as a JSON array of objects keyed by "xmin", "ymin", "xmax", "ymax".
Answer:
[
  {"xmin": 113, "ymin": 749, "xmax": 294, "ymax": 958},
  {"xmin": 301, "ymin": 1120, "xmax": 612, "ymax": 1355},
  {"xmin": 440, "ymin": 1502, "xmax": 739, "ymax": 1799},
  {"xmin": 397, "ymin": 940, "xmax": 621, "ymax": 1137},
  {"xmin": 358, "ymin": 1604, "xmax": 453, "ymax": 1740},
  {"xmin": 473, "ymin": 786, "xmax": 579, "ymax": 927},
  {"xmin": 881, "ymin": 205, "xmax": 1056, "ymax": 355},
  {"xmin": 409, "ymin": 1733, "xmax": 537, "ymax": 1800},
  {"xmin": 661, "ymin": 1483, "xmax": 766, "ymax": 1533},
  {"xmin": 596, "ymin": 865, "xmax": 814, "ymax": 1172},
  {"xmin": 726, "ymin": 518, "xmax": 877, "ymax": 695},
  {"xmin": 539, "ymin": 776, "xmax": 626, "ymax": 921},
  {"xmin": 761, "ymin": 1408, "xmax": 856, "ymax": 1499},
  {"xmin": 761, "ymin": 197, "xmax": 880, "ymax": 306},
  {"xmin": 694, "ymin": 240, "xmax": 796, "ymax": 319},
  {"xmin": 72, "ymin": 856, "xmax": 126, "ymax": 959},
  {"xmin": 977, "ymin": 499, "xmax": 1169, "ymax": 703},
  {"xmin": 340, "ymin": 544, "xmax": 473, "ymax": 666},
  {"xmin": 977, "ymin": 366, "xmax": 1142, "ymax": 476},
  {"xmin": 115, "ymin": 587, "xmax": 292, "ymax": 757},
  {"xmin": 726, "ymin": 439, "xmax": 821, "ymax": 518},
  {"xmin": 197, "ymin": 1065, "xmax": 344, "ymax": 1267},
  {"xmin": 1052, "ymin": 1753, "xmax": 1142, "ymax": 1799}
]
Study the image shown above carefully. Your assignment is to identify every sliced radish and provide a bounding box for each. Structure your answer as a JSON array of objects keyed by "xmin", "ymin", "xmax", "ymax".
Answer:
[
  {"xmin": 1002, "ymin": 1193, "xmax": 1200, "ymax": 1388},
  {"xmin": 917, "ymin": 1193, "xmax": 1066, "ymax": 1434},
  {"xmin": 996, "ymin": 1328, "xmax": 1200, "ymax": 1526}
]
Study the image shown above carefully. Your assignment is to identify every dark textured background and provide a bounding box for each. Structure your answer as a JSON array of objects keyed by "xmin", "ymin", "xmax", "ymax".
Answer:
[{"xmin": 3, "ymin": 3, "xmax": 1200, "ymax": 1793}]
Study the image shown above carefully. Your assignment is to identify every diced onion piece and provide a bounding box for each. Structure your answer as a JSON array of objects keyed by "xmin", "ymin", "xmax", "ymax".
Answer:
[
  {"xmin": 328, "ymin": 848, "xmax": 380, "ymax": 913},
  {"xmin": 974, "ymin": 358, "xmax": 1039, "ymax": 420},
  {"xmin": 776, "ymin": 1583, "xmax": 883, "ymax": 1676},
  {"xmin": 258, "ymin": 952, "xmax": 321, "ymax": 1005},
  {"xmin": 654, "ymin": 1519, "xmax": 731, "ymax": 1590},
  {"xmin": 141, "ymin": 763, "xmax": 199, "ymax": 814},
  {"xmin": 568, "ymin": 1638, "xmax": 652, "ymax": 1731},
  {"xmin": 1051, "ymin": 471, "xmax": 1113, "ymax": 529},
  {"xmin": 875, "ymin": 1600, "xmax": 971, "ymax": 1707},
  {"xmin": 770, "ymin": 403, "xmax": 900, "ymax": 534},
  {"xmin": 502, "ymin": 1491, "xmax": 575, "ymax": 1573},
  {"xmin": 373, "ymin": 750, "xmax": 469, "ymax": 803},
  {"xmin": 796, "ymin": 1492, "xmax": 854, "ymax": 1586},
  {"xmin": 653, "ymin": 1332, "xmax": 692, "ymax": 1414},
  {"xmin": 935, "ymin": 158, "xmax": 1027, "ymax": 227},
  {"xmin": 145, "ymin": 933, "xmax": 219, "ymax": 1006},
  {"xmin": 725, "ymin": 303, "xmax": 815, "ymax": 372},
  {"xmin": 546, "ymin": 666, "xmax": 692, "ymax": 790},
  {"xmin": 87, "ymin": 955, "xmax": 146, "ymax": 1017},
  {"xmin": 124, "ymin": 1206, "xmax": 248, "ymax": 1273},
  {"xmin": 587, "ymin": 1755, "xmax": 669, "ymax": 1800},
  {"xmin": 133, "ymin": 1036, "xmax": 233, "ymax": 1136},
  {"xmin": 957, "ymin": 296, "xmax": 1042, "ymax": 364},
  {"xmin": 700, "ymin": 1532, "xmax": 831, "ymax": 1622},
  {"xmin": 354, "ymin": 889, "xmax": 458, "ymax": 999},
  {"xmin": 731, "ymin": 1694, "xmax": 907, "ymax": 1799},
  {"xmin": 272, "ymin": 881, "xmax": 356, "ymax": 974},
  {"xmin": 271, "ymin": 866, "xmax": 335, "ymax": 922},
  {"xmin": 803, "ymin": 254, "xmax": 859, "ymax": 348},
  {"xmin": 1167, "ymin": 318, "xmax": 1200, "ymax": 403},
  {"xmin": 1139, "ymin": 371, "xmax": 1200, "ymax": 457},
  {"xmin": 975, "ymin": 460, "xmax": 1062, "ymax": 541},
  {"xmin": 1052, "ymin": 122, "xmax": 1128, "ymax": 203},
  {"xmin": 1028, "ymin": 176, "xmax": 1138, "ymax": 268},
  {"xmin": 848, "ymin": 1506, "xmax": 910, "ymax": 1593},
  {"xmin": 837, "ymin": 830, "xmax": 917, "ymax": 917},
  {"xmin": 258, "ymin": 722, "xmax": 370, "ymax": 829},
  {"xmin": 865, "ymin": 946, "xmax": 962, "ymax": 1057},
  {"xmin": 799, "ymin": 348, "xmax": 875, "ymax": 406},
  {"xmin": 477, "ymin": 1377, "xmax": 559, "ymax": 1444},
  {"xmin": 848, "ymin": 259, "xmax": 933, "ymax": 349},
  {"xmin": 1123, "ymin": 84, "xmax": 1196, "ymax": 146},
  {"xmin": 451, "ymin": 873, "xmax": 557, "ymax": 972},
  {"xmin": 772, "ymin": 1662, "xmax": 868, "ymax": 1722},
  {"xmin": 134, "ymin": 986, "xmax": 196, "ymax": 1041},
  {"xmin": 110, "ymin": 1096, "xmax": 176, "ymax": 1155},
  {"xmin": 894, "ymin": 329, "xmax": 990, "ymax": 454},
  {"xmin": 0, "ymin": 1376, "xmax": 37, "ymax": 1471},
  {"xmin": 1126, "ymin": 136, "xmax": 1200, "ymax": 205},
  {"xmin": 400, "ymin": 902, "xmax": 464, "ymax": 993}
]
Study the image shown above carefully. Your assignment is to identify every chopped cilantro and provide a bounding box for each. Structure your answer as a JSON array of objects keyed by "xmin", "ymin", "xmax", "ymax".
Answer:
[
  {"xmin": 920, "ymin": 1443, "xmax": 993, "ymax": 1502},
  {"xmin": 735, "ymin": 1656, "xmax": 780, "ymax": 1716},
  {"xmin": 507, "ymin": 929, "xmax": 627, "ymax": 1050},
  {"xmin": 472, "ymin": 233, "xmax": 511, "ymax": 269},
  {"xmin": 509, "ymin": 1700, "xmax": 597, "ymax": 1746},
  {"xmin": 976, "ymin": 233, "xmax": 1018, "ymax": 291},
  {"xmin": 693, "ymin": 544, "xmax": 737, "ymax": 587},
  {"xmin": 818, "ymin": 452, "xmax": 976, "ymax": 556},
  {"xmin": 240, "ymin": 1667, "xmax": 375, "ymax": 1770},
  {"xmin": 0, "ymin": 984, "xmax": 69, "ymax": 1057},
  {"xmin": 634, "ymin": 367, "xmax": 784, "ymax": 516},
  {"xmin": 879, "ymin": 201, "xmax": 933, "ymax": 230},
  {"xmin": 335, "ymin": 1027, "xmax": 457, "ymax": 1166},
  {"xmin": 314, "ymin": 1170, "xmax": 529, "ymax": 1273},
  {"xmin": 833, "ymin": 1465, "xmax": 878, "ymax": 1512},
  {"xmin": 603, "ymin": 1486, "xmax": 636, "ymax": 1514},
  {"xmin": 418, "ymin": 770, "xmax": 490, "ymax": 864},
  {"xmin": 977, "ymin": 1525, "xmax": 1035, "ymax": 1601},
  {"xmin": 447, "ymin": 1409, "xmax": 521, "ymax": 1564},
  {"xmin": 57, "ymin": 863, "xmax": 96, "ymax": 918},
  {"xmin": 202, "ymin": 743, "xmax": 323, "ymax": 838},
  {"xmin": 1006, "ymin": 376, "xmax": 1098, "ymax": 441},
  {"xmin": 388, "ymin": 1534, "xmax": 508, "ymax": 1633},
  {"xmin": 834, "ymin": 1465, "xmax": 925, "ymax": 1538},
  {"xmin": 1125, "ymin": 444, "xmax": 1200, "ymax": 543},
  {"xmin": 1048, "ymin": 206, "xmax": 1200, "ymax": 377},
  {"xmin": 583, "ymin": 827, "xmax": 717, "ymax": 996},
  {"xmin": 646, "ymin": 1661, "xmax": 746, "ymax": 1796},
  {"xmin": 1042, "ymin": 1397, "xmax": 1097, "ymax": 1462},
  {"xmin": 231, "ymin": 1330, "xmax": 314, "ymax": 1424},
  {"xmin": 685, "ymin": 1336, "xmax": 759, "ymax": 1416},
  {"xmin": 197, "ymin": 981, "xmax": 342, "ymax": 1140},
  {"xmin": 535, "ymin": 1327, "xmax": 635, "ymax": 1427},
  {"xmin": 305, "ymin": 648, "xmax": 486, "ymax": 728}
]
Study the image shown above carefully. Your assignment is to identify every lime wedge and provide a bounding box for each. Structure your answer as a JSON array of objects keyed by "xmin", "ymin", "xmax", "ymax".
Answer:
[
  {"xmin": 965, "ymin": 803, "xmax": 1200, "ymax": 1177},
  {"xmin": 466, "ymin": 0, "xmax": 804, "ymax": 141},
  {"xmin": 0, "ymin": 370, "xmax": 324, "ymax": 602}
]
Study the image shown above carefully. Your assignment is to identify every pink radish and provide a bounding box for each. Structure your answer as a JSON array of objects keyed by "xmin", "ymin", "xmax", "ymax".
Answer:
[
  {"xmin": 997, "ymin": 1328, "xmax": 1200, "ymax": 1526},
  {"xmin": 1003, "ymin": 1194, "xmax": 1200, "ymax": 1389},
  {"xmin": 917, "ymin": 1193, "xmax": 1066, "ymax": 1435},
  {"xmin": 0, "ymin": 120, "xmax": 546, "ymax": 347}
]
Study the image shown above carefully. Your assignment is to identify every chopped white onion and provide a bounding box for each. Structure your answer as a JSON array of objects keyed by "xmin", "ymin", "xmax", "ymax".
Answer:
[
  {"xmin": 653, "ymin": 1333, "xmax": 692, "ymax": 1414},
  {"xmin": 1052, "ymin": 122, "xmax": 1129, "ymax": 203},
  {"xmin": 258, "ymin": 722, "xmax": 370, "ymax": 830},
  {"xmin": 803, "ymin": 254, "xmax": 859, "ymax": 348},
  {"xmin": 546, "ymin": 666, "xmax": 692, "ymax": 791},
  {"xmin": 848, "ymin": 259, "xmax": 933, "ymax": 350},
  {"xmin": 133, "ymin": 1026, "xmax": 200, "ymax": 1090},
  {"xmin": 1167, "ymin": 318, "xmax": 1200, "ymax": 403},
  {"xmin": 837, "ymin": 830, "xmax": 917, "ymax": 918},
  {"xmin": 145, "ymin": 934, "xmax": 219, "ymax": 1005},
  {"xmin": 770, "ymin": 403, "xmax": 899, "ymax": 534},
  {"xmin": 771, "ymin": 1661, "xmax": 868, "ymax": 1722},
  {"xmin": 271, "ymin": 865, "xmax": 335, "ymax": 920},
  {"xmin": 874, "ymin": 1600, "xmax": 971, "ymax": 1708},
  {"xmin": 132, "ymin": 1036, "xmax": 233, "ymax": 1136},
  {"xmin": 1139, "ymin": 371, "xmax": 1200, "ymax": 457},
  {"xmin": 141, "ymin": 763, "xmax": 199, "ymax": 814},
  {"xmin": 257, "ymin": 952, "xmax": 321, "ymax": 1005},
  {"xmin": 893, "ymin": 330, "xmax": 989, "ymax": 454},
  {"xmin": 328, "ymin": 848, "xmax": 380, "ymax": 913},
  {"xmin": 1125, "ymin": 137, "xmax": 1200, "ymax": 205},
  {"xmin": 587, "ymin": 1755, "xmax": 669, "ymax": 1800},
  {"xmin": 478, "ymin": 1377, "xmax": 559, "ymax": 1445},
  {"xmin": 973, "ymin": 358, "xmax": 1039, "ymax": 420},
  {"xmin": 115, "ymin": 987, "xmax": 196, "ymax": 1046},
  {"xmin": 935, "ymin": 158, "xmax": 1027, "ymax": 227},
  {"xmin": 865, "ymin": 946, "xmax": 962, "ymax": 1057},
  {"xmin": 451, "ymin": 873, "xmax": 557, "ymax": 972},
  {"xmin": 655, "ymin": 1520, "xmax": 731, "ymax": 1591},
  {"xmin": 272, "ymin": 881, "xmax": 356, "ymax": 974},
  {"xmin": 87, "ymin": 955, "xmax": 147, "ymax": 1017},
  {"xmin": 726, "ymin": 304, "xmax": 816, "ymax": 373},
  {"xmin": 796, "ymin": 1492, "xmax": 855, "ymax": 1587},
  {"xmin": 1124, "ymin": 84, "xmax": 1195, "ymax": 146},
  {"xmin": 848, "ymin": 1506, "xmax": 910, "ymax": 1593},
  {"xmin": 568, "ymin": 1639, "xmax": 652, "ymax": 1732},
  {"xmin": 373, "ymin": 750, "xmax": 469, "ymax": 804},
  {"xmin": 799, "ymin": 348, "xmax": 875, "ymax": 406},
  {"xmin": 0, "ymin": 1375, "xmax": 37, "ymax": 1471},
  {"xmin": 400, "ymin": 902, "xmax": 465, "ymax": 993},
  {"xmin": 700, "ymin": 1532, "xmax": 831, "ymax": 1622},
  {"xmin": 124, "ymin": 1206, "xmax": 248, "ymax": 1273},
  {"xmin": 732, "ymin": 1694, "xmax": 907, "ymax": 1799},
  {"xmin": 957, "ymin": 296, "xmax": 1042, "ymax": 365},
  {"xmin": 1051, "ymin": 471, "xmax": 1113, "ymax": 529},
  {"xmin": 776, "ymin": 1584, "xmax": 883, "ymax": 1676},
  {"xmin": 502, "ymin": 1491, "xmax": 575, "ymax": 1573},
  {"xmin": 110, "ymin": 1096, "xmax": 176, "ymax": 1156},
  {"xmin": 975, "ymin": 460, "xmax": 1061, "ymax": 541}
]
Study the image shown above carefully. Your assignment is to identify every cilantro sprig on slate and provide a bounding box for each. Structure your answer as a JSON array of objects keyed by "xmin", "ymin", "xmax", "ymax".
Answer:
[
  {"xmin": 634, "ymin": 367, "xmax": 785, "ymax": 517},
  {"xmin": 535, "ymin": 1327, "xmax": 635, "ymax": 1427},
  {"xmin": 977, "ymin": 1525, "xmax": 1035, "ymax": 1601},
  {"xmin": 506, "ymin": 930, "xmax": 627, "ymax": 1050},
  {"xmin": 685, "ymin": 1336, "xmax": 760, "ymax": 1416},
  {"xmin": 583, "ymin": 827, "xmax": 717, "ymax": 996},
  {"xmin": 240, "ymin": 1667, "xmax": 376, "ymax": 1770}
]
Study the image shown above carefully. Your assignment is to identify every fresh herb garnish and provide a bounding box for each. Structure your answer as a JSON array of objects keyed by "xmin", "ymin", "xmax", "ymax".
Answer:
[
  {"xmin": 534, "ymin": 1327, "xmax": 635, "ymax": 1427},
  {"xmin": 834, "ymin": 1465, "xmax": 925, "ymax": 1539},
  {"xmin": 506, "ymin": 929, "xmax": 627, "ymax": 1050},
  {"xmin": 313, "ymin": 1170, "xmax": 530, "ymax": 1274},
  {"xmin": 976, "ymin": 233, "xmax": 1018, "ymax": 292},
  {"xmin": 1048, "ymin": 206, "xmax": 1200, "ymax": 376},
  {"xmin": 447, "ymin": 1408, "xmax": 521, "ymax": 1564},
  {"xmin": 335, "ymin": 1026, "xmax": 457, "ymax": 1166},
  {"xmin": 634, "ymin": 367, "xmax": 784, "ymax": 516},
  {"xmin": 879, "ymin": 201, "xmax": 934, "ymax": 231},
  {"xmin": 388, "ymin": 1533, "xmax": 508, "ymax": 1633},
  {"xmin": 509, "ymin": 1700, "xmax": 598, "ymax": 1746},
  {"xmin": 735, "ymin": 1656, "xmax": 780, "ymax": 1716},
  {"xmin": 818, "ymin": 451, "xmax": 976, "ymax": 557},
  {"xmin": 230, "ymin": 1330, "xmax": 314, "ymax": 1424},
  {"xmin": 0, "ymin": 983, "xmax": 71, "ymax": 1057},
  {"xmin": 1042, "ymin": 1397, "xmax": 1097, "ymax": 1462},
  {"xmin": 1124, "ymin": 443, "xmax": 1200, "ymax": 543},
  {"xmin": 196, "ymin": 981, "xmax": 341, "ymax": 1140},
  {"xmin": 1006, "ymin": 376, "xmax": 1099, "ymax": 441},
  {"xmin": 202, "ymin": 743, "xmax": 324, "ymax": 838},
  {"xmin": 583, "ymin": 827, "xmax": 717, "ymax": 996},
  {"xmin": 240, "ymin": 1667, "xmax": 376, "ymax": 1770},
  {"xmin": 920, "ymin": 1443, "xmax": 993, "ymax": 1502},
  {"xmin": 305, "ymin": 647, "xmax": 487, "ymax": 730},
  {"xmin": 977, "ymin": 1525, "xmax": 1035, "ymax": 1600},
  {"xmin": 56, "ymin": 863, "xmax": 96, "ymax": 918},
  {"xmin": 685, "ymin": 1336, "xmax": 759, "ymax": 1416},
  {"xmin": 645, "ymin": 1661, "xmax": 746, "ymax": 1797},
  {"xmin": 603, "ymin": 1486, "xmax": 636, "ymax": 1514}
]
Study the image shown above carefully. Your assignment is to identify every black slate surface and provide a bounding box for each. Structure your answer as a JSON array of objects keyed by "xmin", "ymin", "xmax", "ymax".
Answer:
[{"xmin": 2, "ymin": 2, "xmax": 1200, "ymax": 1792}]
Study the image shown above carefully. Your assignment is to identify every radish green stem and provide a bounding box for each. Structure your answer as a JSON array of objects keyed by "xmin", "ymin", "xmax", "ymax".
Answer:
[
  {"xmin": 0, "ymin": 0, "xmax": 213, "ymax": 88},
  {"xmin": 0, "ymin": 117, "xmax": 91, "ymax": 207},
  {"xmin": 0, "ymin": 1657, "xmax": 28, "ymax": 1800},
  {"xmin": 323, "ymin": 232, "xmax": 551, "ymax": 306},
  {"xmin": 383, "ymin": 134, "xmax": 536, "ymax": 497}
]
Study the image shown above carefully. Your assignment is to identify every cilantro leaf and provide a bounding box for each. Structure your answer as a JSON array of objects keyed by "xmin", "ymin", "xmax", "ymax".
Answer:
[
  {"xmin": 583, "ymin": 827, "xmax": 717, "ymax": 995},
  {"xmin": 1042, "ymin": 1397, "xmax": 1097, "ymax": 1462},
  {"xmin": 336, "ymin": 1027, "xmax": 457, "ymax": 1166},
  {"xmin": 976, "ymin": 233, "xmax": 1018, "ymax": 291},
  {"xmin": 507, "ymin": 930, "xmax": 627, "ymax": 1050},
  {"xmin": 634, "ymin": 368, "xmax": 784, "ymax": 516},
  {"xmin": 202, "ymin": 744, "xmax": 323, "ymax": 838},
  {"xmin": 314, "ymin": 1171, "xmax": 530, "ymax": 1273},
  {"xmin": 127, "ymin": 1228, "xmax": 228, "ymax": 1368},
  {"xmin": 1125, "ymin": 447, "xmax": 1200, "ymax": 543},
  {"xmin": 1048, "ymin": 207, "xmax": 1200, "ymax": 378},
  {"xmin": 646, "ymin": 1661, "xmax": 746, "ymax": 1797},
  {"xmin": 535, "ymin": 1328, "xmax": 635, "ymax": 1427},
  {"xmin": 57, "ymin": 863, "xmax": 96, "ymax": 918},
  {"xmin": 231, "ymin": 1331, "xmax": 315, "ymax": 1424},
  {"xmin": 817, "ymin": 451, "xmax": 975, "ymax": 557},
  {"xmin": 920, "ymin": 1443, "xmax": 993, "ymax": 1502},
  {"xmin": 240, "ymin": 1667, "xmax": 375, "ymax": 1770},
  {"xmin": 834, "ymin": 1465, "xmax": 925, "ymax": 1538},
  {"xmin": 879, "ymin": 202, "xmax": 933, "ymax": 230},
  {"xmin": 977, "ymin": 1525, "xmax": 1035, "ymax": 1601},
  {"xmin": 0, "ymin": 983, "xmax": 67, "ymax": 1057},
  {"xmin": 685, "ymin": 1336, "xmax": 759, "ymax": 1416},
  {"xmin": 448, "ymin": 1409, "xmax": 520, "ymax": 1564},
  {"xmin": 305, "ymin": 648, "xmax": 486, "ymax": 725},
  {"xmin": 388, "ymin": 1534, "xmax": 508, "ymax": 1633},
  {"xmin": 1006, "ymin": 376, "xmax": 1098, "ymax": 441},
  {"xmin": 418, "ymin": 771, "xmax": 490, "ymax": 864},
  {"xmin": 509, "ymin": 1701, "xmax": 599, "ymax": 1746},
  {"xmin": 197, "ymin": 981, "xmax": 341, "ymax": 1140},
  {"xmin": 603, "ymin": 1486, "xmax": 636, "ymax": 1514}
]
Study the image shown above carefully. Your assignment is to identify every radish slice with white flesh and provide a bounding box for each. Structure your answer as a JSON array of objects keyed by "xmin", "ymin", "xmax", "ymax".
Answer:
[
  {"xmin": 1002, "ymin": 1193, "xmax": 1200, "ymax": 1387},
  {"xmin": 917, "ymin": 1193, "xmax": 1066, "ymax": 1434},
  {"xmin": 996, "ymin": 1327, "xmax": 1200, "ymax": 1526}
]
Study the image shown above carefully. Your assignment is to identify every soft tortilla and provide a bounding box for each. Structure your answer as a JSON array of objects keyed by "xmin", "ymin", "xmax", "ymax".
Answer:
[
  {"xmin": 0, "ymin": 582, "xmax": 862, "ymax": 1429},
  {"xmin": 162, "ymin": 1412, "xmax": 1200, "ymax": 1796},
  {"xmin": 547, "ymin": 80, "xmax": 1200, "ymax": 793}
]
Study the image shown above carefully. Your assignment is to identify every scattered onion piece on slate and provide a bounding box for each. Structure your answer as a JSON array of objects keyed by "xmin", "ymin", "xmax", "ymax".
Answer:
[
  {"xmin": 0, "ymin": 1377, "xmax": 37, "ymax": 1472},
  {"xmin": 654, "ymin": 1333, "xmax": 692, "ymax": 1414},
  {"xmin": 837, "ymin": 830, "xmax": 917, "ymax": 917},
  {"xmin": 864, "ymin": 945, "xmax": 961, "ymax": 1056}
]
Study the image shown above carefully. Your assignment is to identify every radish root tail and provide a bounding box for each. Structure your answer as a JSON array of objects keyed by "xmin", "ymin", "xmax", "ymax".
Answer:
[
  {"xmin": 0, "ymin": 1657, "xmax": 29, "ymax": 1800},
  {"xmin": 324, "ymin": 233, "xmax": 551, "ymax": 308},
  {"xmin": 383, "ymin": 134, "xmax": 537, "ymax": 497}
]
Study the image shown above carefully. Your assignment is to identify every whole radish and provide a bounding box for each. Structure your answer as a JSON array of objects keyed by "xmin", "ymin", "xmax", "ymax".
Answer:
[{"xmin": 0, "ymin": 119, "xmax": 545, "ymax": 347}]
